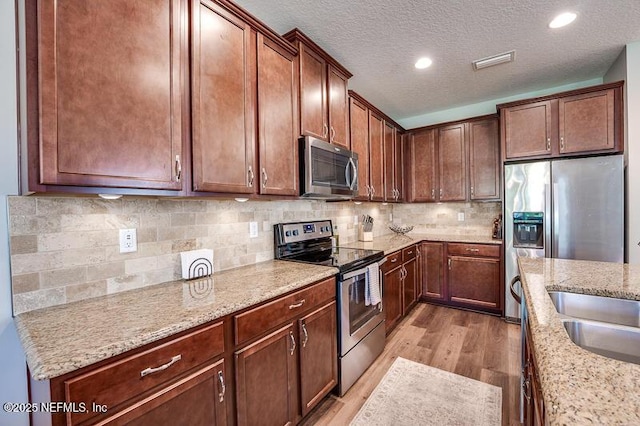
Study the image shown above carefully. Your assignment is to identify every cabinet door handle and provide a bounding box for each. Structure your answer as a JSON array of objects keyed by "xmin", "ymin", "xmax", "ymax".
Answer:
[
  {"xmin": 560, "ymin": 136, "xmax": 565, "ymax": 151},
  {"xmin": 289, "ymin": 331, "xmax": 296, "ymax": 355},
  {"xmin": 261, "ymin": 168, "xmax": 268, "ymax": 188},
  {"xmin": 217, "ymin": 371, "xmax": 226, "ymax": 403},
  {"xmin": 140, "ymin": 355, "xmax": 182, "ymax": 377},
  {"xmin": 546, "ymin": 138, "xmax": 551, "ymax": 151},
  {"xmin": 522, "ymin": 378, "xmax": 532, "ymax": 402},
  {"xmin": 470, "ymin": 186, "xmax": 474, "ymax": 197},
  {"xmin": 448, "ymin": 258, "xmax": 452, "ymax": 270},
  {"xmin": 289, "ymin": 299, "xmax": 305, "ymax": 309},
  {"xmin": 330, "ymin": 126, "xmax": 336, "ymax": 142},
  {"xmin": 301, "ymin": 322, "xmax": 309, "ymax": 348},
  {"xmin": 466, "ymin": 248, "xmax": 480, "ymax": 252},
  {"xmin": 323, "ymin": 124, "xmax": 328, "ymax": 138},
  {"xmin": 371, "ymin": 186, "xmax": 375, "ymax": 196},
  {"xmin": 247, "ymin": 166, "xmax": 254, "ymax": 187},
  {"xmin": 439, "ymin": 188, "xmax": 443, "ymax": 198},
  {"xmin": 431, "ymin": 189, "xmax": 435, "ymax": 199},
  {"xmin": 175, "ymin": 155, "xmax": 182, "ymax": 182}
]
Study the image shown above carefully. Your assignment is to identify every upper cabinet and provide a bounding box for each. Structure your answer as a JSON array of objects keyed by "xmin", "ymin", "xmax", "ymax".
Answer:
[
  {"xmin": 284, "ymin": 29, "xmax": 352, "ymax": 149},
  {"xmin": 384, "ymin": 123, "xmax": 403, "ymax": 202},
  {"xmin": 30, "ymin": 0, "xmax": 187, "ymax": 192},
  {"xmin": 499, "ymin": 81, "xmax": 624, "ymax": 161},
  {"xmin": 406, "ymin": 116, "xmax": 499, "ymax": 203}
]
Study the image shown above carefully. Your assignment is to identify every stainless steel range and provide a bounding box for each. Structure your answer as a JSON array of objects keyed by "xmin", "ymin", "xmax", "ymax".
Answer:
[{"xmin": 274, "ymin": 220, "xmax": 386, "ymax": 396}]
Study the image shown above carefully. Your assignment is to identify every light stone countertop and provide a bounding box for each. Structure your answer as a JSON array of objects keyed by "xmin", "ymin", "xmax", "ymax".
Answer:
[
  {"xmin": 518, "ymin": 258, "xmax": 640, "ymax": 425},
  {"xmin": 343, "ymin": 232, "xmax": 501, "ymax": 254},
  {"xmin": 15, "ymin": 260, "xmax": 338, "ymax": 380}
]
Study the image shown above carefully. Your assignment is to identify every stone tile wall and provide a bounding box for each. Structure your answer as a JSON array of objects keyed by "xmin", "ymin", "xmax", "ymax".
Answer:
[{"xmin": 8, "ymin": 196, "xmax": 394, "ymax": 314}]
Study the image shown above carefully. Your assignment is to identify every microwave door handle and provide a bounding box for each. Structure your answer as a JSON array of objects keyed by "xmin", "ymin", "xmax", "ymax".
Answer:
[
  {"xmin": 345, "ymin": 161, "xmax": 351, "ymax": 189},
  {"xmin": 347, "ymin": 158, "xmax": 357, "ymax": 190}
]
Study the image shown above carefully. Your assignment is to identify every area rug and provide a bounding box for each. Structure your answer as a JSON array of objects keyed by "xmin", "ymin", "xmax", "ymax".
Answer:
[{"xmin": 350, "ymin": 357, "xmax": 502, "ymax": 426}]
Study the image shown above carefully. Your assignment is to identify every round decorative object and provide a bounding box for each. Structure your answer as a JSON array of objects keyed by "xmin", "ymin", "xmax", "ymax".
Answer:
[{"xmin": 389, "ymin": 224, "xmax": 414, "ymax": 235}]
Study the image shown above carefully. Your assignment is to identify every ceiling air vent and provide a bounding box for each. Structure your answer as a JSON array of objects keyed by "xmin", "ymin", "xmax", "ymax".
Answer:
[{"xmin": 472, "ymin": 50, "xmax": 515, "ymax": 70}]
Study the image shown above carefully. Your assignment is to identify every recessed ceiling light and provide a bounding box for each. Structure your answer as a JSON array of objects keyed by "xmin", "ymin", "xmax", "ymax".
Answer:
[
  {"xmin": 549, "ymin": 12, "xmax": 577, "ymax": 29},
  {"xmin": 415, "ymin": 57, "xmax": 432, "ymax": 69},
  {"xmin": 472, "ymin": 50, "xmax": 515, "ymax": 70}
]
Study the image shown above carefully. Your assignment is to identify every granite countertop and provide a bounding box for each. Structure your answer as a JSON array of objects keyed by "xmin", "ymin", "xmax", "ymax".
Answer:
[
  {"xmin": 15, "ymin": 260, "xmax": 338, "ymax": 380},
  {"xmin": 344, "ymin": 232, "xmax": 501, "ymax": 255},
  {"xmin": 518, "ymin": 258, "xmax": 640, "ymax": 425}
]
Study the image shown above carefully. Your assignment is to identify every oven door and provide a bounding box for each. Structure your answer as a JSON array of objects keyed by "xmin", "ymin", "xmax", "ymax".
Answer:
[{"xmin": 338, "ymin": 263, "xmax": 385, "ymax": 356}]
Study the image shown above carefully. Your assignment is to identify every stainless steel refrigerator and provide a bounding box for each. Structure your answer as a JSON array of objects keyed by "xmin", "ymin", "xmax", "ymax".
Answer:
[{"xmin": 504, "ymin": 155, "xmax": 624, "ymax": 320}]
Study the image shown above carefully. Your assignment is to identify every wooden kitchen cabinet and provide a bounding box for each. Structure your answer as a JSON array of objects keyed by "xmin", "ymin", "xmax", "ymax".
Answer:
[
  {"xmin": 369, "ymin": 111, "xmax": 386, "ymax": 201},
  {"xmin": 349, "ymin": 96, "xmax": 371, "ymax": 200},
  {"xmin": 30, "ymin": 0, "xmax": 186, "ymax": 191},
  {"xmin": 420, "ymin": 241, "xmax": 446, "ymax": 302},
  {"xmin": 447, "ymin": 243, "xmax": 502, "ymax": 313},
  {"xmin": 469, "ymin": 117, "xmax": 501, "ymax": 200},
  {"xmin": 394, "ymin": 131, "xmax": 405, "ymax": 202},
  {"xmin": 406, "ymin": 129, "xmax": 438, "ymax": 202},
  {"xmin": 191, "ymin": 0, "xmax": 256, "ymax": 194},
  {"xmin": 384, "ymin": 123, "xmax": 403, "ymax": 202},
  {"xmin": 298, "ymin": 301, "xmax": 338, "ymax": 417},
  {"xmin": 402, "ymin": 245, "xmax": 419, "ymax": 315},
  {"xmin": 438, "ymin": 123, "xmax": 467, "ymax": 202},
  {"xmin": 45, "ymin": 321, "xmax": 229, "ymax": 426},
  {"xmin": 235, "ymin": 324, "xmax": 298, "ymax": 426},
  {"xmin": 284, "ymin": 29, "xmax": 352, "ymax": 149},
  {"xmin": 233, "ymin": 276, "xmax": 337, "ymax": 425},
  {"xmin": 523, "ymin": 312, "xmax": 546, "ymax": 426},
  {"xmin": 499, "ymin": 81, "xmax": 624, "ymax": 161},
  {"xmin": 382, "ymin": 251, "xmax": 404, "ymax": 334}
]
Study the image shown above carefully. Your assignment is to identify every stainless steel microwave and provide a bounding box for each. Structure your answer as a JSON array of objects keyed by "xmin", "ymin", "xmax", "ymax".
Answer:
[{"xmin": 299, "ymin": 136, "xmax": 358, "ymax": 200}]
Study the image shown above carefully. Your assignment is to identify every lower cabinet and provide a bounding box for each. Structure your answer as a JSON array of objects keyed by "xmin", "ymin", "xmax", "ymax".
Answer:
[
  {"xmin": 420, "ymin": 241, "xmax": 503, "ymax": 315},
  {"xmin": 523, "ymin": 313, "xmax": 545, "ymax": 426},
  {"xmin": 233, "ymin": 277, "xmax": 337, "ymax": 426},
  {"xmin": 382, "ymin": 245, "xmax": 420, "ymax": 334}
]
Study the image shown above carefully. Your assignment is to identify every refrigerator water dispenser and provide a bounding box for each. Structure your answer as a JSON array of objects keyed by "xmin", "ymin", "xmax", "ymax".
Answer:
[{"xmin": 513, "ymin": 212, "xmax": 544, "ymax": 249}]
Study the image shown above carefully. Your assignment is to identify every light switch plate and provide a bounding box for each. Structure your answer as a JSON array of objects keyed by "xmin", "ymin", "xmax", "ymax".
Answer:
[
  {"xmin": 119, "ymin": 229, "xmax": 137, "ymax": 253},
  {"xmin": 249, "ymin": 221, "xmax": 258, "ymax": 238}
]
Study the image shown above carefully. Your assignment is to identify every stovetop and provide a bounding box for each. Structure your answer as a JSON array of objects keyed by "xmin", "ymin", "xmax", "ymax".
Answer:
[{"xmin": 274, "ymin": 220, "xmax": 384, "ymax": 273}]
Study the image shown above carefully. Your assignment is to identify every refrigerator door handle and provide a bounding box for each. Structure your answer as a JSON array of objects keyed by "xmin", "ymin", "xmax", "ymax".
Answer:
[
  {"xmin": 545, "ymin": 182, "xmax": 552, "ymax": 258},
  {"xmin": 552, "ymin": 182, "xmax": 559, "ymax": 259}
]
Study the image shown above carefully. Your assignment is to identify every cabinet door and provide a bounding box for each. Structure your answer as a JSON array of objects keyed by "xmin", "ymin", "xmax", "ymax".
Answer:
[
  {"xmin": 328, "ymin": 66, "xmax": 349, "ymax": 149},
  {"xmin": 394, "ymin": 130, "xmax": 404, "ymax": 202},
  {"xmin": 103, "ymin": 359, "xmax": 228, "ymax": 426},
  {"xmin": 383, "ymin": 122, "xmax": 396, "ymax": 201},
  {"xmin": 299, "ymin": 301, "xmax": 338, "ymax": 417},
  {"xmin": 192, "ymin": 0, "xmax": 256, "ymax": 193},
  {"xmin": 349, "ymin": 97, "xmax": 370, "ymax": 200},
  {"xmin": 369, "ymin": 111, "xmax": 385, "ymax": 201},
  {"xmin": 236, "ymin": 324, "xmax": 298, "ymax": 426},
  {"xmin": 559, "ymin": 89, "xmax": 615, "ymax": 154},
  {"xmin": 37, "ymin": 0, "xmax": 184, "ymax": 190},
  {"xmin": 421, "ymin": 242, "xmax": 445, "ymax": 302},
  {"xmin": 382, "ymin": 264, "xmax": 403, "ymax": 334},
  {"xmin": 299, "ymin": 45, "xmax": 328, "ymax": 140},
  {"xmin": 403, "ymin": 258, "xmax": 418, "ymax": 315},
  {"xmin": 257, "ymin": 34, "xmax": 298, "ymax": 196},
  {"xmin": 438, "ymin": 123, "xmax": 467, "ymax": 201},
  {"xmin": 469, "ymin": 118, "xmax": 500, "ymax": 201},
  {"xmin": 448, "ymin": 256, "xmax": 501, "ymax": 311},
  {"xmin": 503, "ymin": 101, "xmax": 553, "ymax": 159},
  {"xmin": 407, "ymin": 129, "xmax": 437, "ymax": 202}
]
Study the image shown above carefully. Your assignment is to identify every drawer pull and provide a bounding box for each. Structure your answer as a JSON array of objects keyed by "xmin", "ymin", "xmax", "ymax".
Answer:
[
  {"xmin": 289, "ymin": 331, "xmax": 296, "ymax": 355},
  {"xmin": 217, "ymin": 371, "xmax": 226, "ymax": 403},
  {"xmin": 140, "ymin": 355, "xmax": 182, "ymax": 378},
  {"xmin": 466, "ymin": 248, "xmax": 480, "ymax": 252},
  {"xmin": 391, "ymin": 258, "xmax": 398, "ymax": 263},
  {"xmin": 301, "ymin": 322, "xmax": 309, "ymax": 348},
  {"xmin": 407, "ymin": 251, "xmax": 413, "ymax": 255},
  {"xmin": 289, "ymin": 299, "xmax": 305, "ymax": 309}
]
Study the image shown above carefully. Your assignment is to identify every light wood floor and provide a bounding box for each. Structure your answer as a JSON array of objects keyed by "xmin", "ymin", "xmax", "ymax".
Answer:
[{"xmin": 302, "ymin": 303, "xmax": 522, "ymax": 426}]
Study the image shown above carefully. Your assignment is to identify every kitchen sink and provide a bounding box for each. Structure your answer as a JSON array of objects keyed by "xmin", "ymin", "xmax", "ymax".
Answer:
[
  {"xmin": 562, "ymin": 320, "xmax": 640, "ymax": 365},
  {"xmin": 548, "ymin": 291, "xmax": 640, "ymax": 328}
]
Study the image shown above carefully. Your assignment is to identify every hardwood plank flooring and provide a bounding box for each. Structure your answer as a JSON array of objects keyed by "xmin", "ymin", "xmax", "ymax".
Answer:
[{"xmin": 301, "ymin": 303, "xmax": 522, "ymax": 426}]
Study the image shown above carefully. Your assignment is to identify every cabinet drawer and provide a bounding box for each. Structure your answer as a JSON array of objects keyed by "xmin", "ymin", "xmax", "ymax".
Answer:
[
  {"xmin": 234, "ymin": 277, "xmax": 336, "ymax": 346},
  {"xmin": 447, "ymin": 243, "xmax": 500, "ymax": 258},
  {"xmin": 382, "ymin": 251, "xmax": 401, "ymax": 272},
  {"xmin": 402, "ymin": 245, "xmax": 417, "ymax": 262},
  {"xmin": 64, "ymin": 321, "xmax": 224, "ymax": 425}
]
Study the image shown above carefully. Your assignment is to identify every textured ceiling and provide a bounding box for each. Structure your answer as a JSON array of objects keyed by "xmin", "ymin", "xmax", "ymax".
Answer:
[{"xmin": 233, "ymin": 0, "xmax": 640, "ymax": 126}]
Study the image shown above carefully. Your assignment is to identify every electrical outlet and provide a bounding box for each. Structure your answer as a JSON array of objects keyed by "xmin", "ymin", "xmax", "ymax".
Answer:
[
  {"xmin": 457, "ymin": 212, "xmax": 465, "ymax": 222},
  {"xmin": 119, "ymin": 229, "xmax": 137, "ymax": 253},
  {"xmin": 249, "ymin": 221, "xmax": 258, "ymax": 238},
  {"xmin": 353, "ymin": 215, "xmax": 359, "ymax": 225},
  {"xmin": 389, "ymin": 213, "xmax": 393, "ymax": 222}
]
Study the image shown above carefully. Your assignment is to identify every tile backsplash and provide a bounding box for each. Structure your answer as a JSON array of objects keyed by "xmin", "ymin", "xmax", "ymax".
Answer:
[{"xmin": 8, "ymin": 196, "xmax": 500, "ymax": 314}]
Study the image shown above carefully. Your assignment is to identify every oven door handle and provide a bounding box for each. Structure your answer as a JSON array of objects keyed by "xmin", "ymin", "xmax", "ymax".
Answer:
[{"xmin": 342, "ymin": 266, "xmax": 368, "ymax": 281}]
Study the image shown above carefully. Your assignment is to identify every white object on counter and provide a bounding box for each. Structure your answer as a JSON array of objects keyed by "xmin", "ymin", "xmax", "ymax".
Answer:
[
  {"xmin": 365, "ymin": 262, "xmax": 381, "ymax": 306},
  {"xmin": 180, "ymin": 249, "xmax": 214, "ymax": 280}
]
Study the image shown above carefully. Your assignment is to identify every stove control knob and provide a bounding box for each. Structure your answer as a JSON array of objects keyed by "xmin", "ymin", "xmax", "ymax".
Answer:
[
  {"xmin": 293, "ymin": 230, "xmax": 299, "ymax": 236},
  {"xmin": 285, "ymin": 230, "xmax": 292, "ymax": 237}
]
